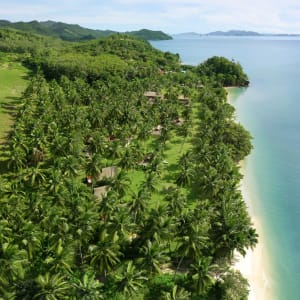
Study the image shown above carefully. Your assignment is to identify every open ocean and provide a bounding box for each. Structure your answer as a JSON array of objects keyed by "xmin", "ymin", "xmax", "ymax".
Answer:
[{"xmin": 151, "ymin": 36, "xmax": 300, "ymax": 300}]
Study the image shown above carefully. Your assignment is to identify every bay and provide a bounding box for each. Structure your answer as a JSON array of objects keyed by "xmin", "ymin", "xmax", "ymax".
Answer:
[{"xmin": 151, "ymin": 36, "xmax": 300, "ymax": 300}]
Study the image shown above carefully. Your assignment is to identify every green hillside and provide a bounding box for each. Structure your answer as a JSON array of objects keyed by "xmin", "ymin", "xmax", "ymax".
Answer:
[{"xmin": 0, "ymin": 19, "xmax": 172, "ymax": 41}]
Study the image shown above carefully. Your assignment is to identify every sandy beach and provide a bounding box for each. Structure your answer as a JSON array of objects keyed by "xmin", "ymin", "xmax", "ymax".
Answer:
[
  {"xmin": 234, "ymin": 161, "xmax": 273, "ymax": 300},
  {"xmin": 226, "ymin": 88, "xmax": 273, "ymax": 300}
]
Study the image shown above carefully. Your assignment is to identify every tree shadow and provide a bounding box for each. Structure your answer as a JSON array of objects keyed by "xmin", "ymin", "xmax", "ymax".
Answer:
[
  {"xmin": 0, "ymin": 143, "xmax": 10, "ymax": 175},
  {"xmin": 161, "ymin": 163, "xmax": 178, "ymax": 183},
  {"xmin": 1, "ymin": 96, "xmax": 22, "ymax": 119}
]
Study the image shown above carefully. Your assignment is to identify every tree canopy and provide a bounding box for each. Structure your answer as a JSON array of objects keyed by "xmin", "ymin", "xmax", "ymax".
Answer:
[{"xmin": 0, "ymin": 29, "xmax": 256, "ymax": 299}]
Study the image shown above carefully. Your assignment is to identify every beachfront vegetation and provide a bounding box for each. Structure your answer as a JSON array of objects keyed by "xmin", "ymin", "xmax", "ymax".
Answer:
[
  {"xmin": 0, "ymin": 28, "xmax": 256, "ymax": 299},
  {"xmin": 196, "ymin": 56, "xmax": 250, "ymax": 87}
]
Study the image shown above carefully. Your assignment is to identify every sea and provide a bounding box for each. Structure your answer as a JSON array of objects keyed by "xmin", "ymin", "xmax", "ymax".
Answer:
[{"xmin": 151, "ymin": 36, "xmax": 300, "ymax": 300}]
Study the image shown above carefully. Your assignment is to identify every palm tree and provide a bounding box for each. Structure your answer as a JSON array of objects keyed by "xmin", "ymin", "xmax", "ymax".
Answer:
[
  {"xmin": 115, "ymin": 260, "xmax": 147, "ymax": 297},
  {"xmin": 54, "ymin": 155, "xmax": 79, "ymax": 178},
  {"xmin": 164, "ymin": 187, "xmax": 187, "ymax": 218},
  {"xmin": 0, "ymin": 242, "xmax": 28, "ymax": 286},
  {"xmin": 175, "ymin": 220, "xmax": 209, "ymax": 274},
  {"xmin": 128, "ymin": 188, "xmax": 150, "ymax": 224},
  {"xmin": 175, "ymin": 164, "xmax": 195, "ymax": 187},
  {"xmin": 162, "ymin": 285, "xmax": 191, "ymax": 300},
  {"xmin": 141, "ymin": 205, "xmax": 175, "ymax": 244},
  {"xmin": 7, "ymin": 146, "xmax": 27, "ymax": 172},
  {"xmin": 109, "ymin": 170, "xmax": 131, "ymax": 198},
  {"xmin": 72, "ymin": 272, "xmax": 104, "ymax": 300},
  {"xmin": 175, "ymin": 151, "xmax": 195, "ymax": 187},
  {"xmin": 47, "ymin": 168, "xmax": 65, "ymax": 195},
  {"xmin": 33, "ymin": 273, "xmax": 72, "ymax": 300},
  {"xmin": 188, "ymin": 257, "xmax": 218, "ymax": 296},
  {"xmin": 138, "ymin": 240, "xmax": 168, "ymax": 275},
  {"xmin": 141, "ymin": 171, "xmax": 159, "ymax": 193},
  {"xmin": 89, "ymin": 229, "xmax": 121, "ymax": 279},
  {"xmin": 85, "ymin": 152, "xmax": 103, "ymax": 184},
  {"xmin": 23, "ymin": 163, "xmax": 47, "ymax": 187}
]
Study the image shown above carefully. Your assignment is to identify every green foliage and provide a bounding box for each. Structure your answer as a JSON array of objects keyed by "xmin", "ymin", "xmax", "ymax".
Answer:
[
  {"xmin": 196, "ymin": 56, "xmax": 249, "ymax": 87},
  {"xmin": 223, "ymin": 122, "xmax": 253, "ymax": 162},
  {"xmin": 0, "ymin": 31, "xmax": 256, "ymax": 299},
  {"xmin": 209, "ymin": 270, "xmax": 249, "ymax": 300},
  {"xmin": 0, "ymin": 28, "xmax": 64, "ymax": 54},
  {"xmin": 38, "ymin": 52, "xmax": 129, "ymax": 81},
  {"xmin": 0, "ymin": 19, "xmax": 172, "ymax": 41},
  {"xmin": 146, "ymin": 274, "xmax": 177, "ymax": 298}
]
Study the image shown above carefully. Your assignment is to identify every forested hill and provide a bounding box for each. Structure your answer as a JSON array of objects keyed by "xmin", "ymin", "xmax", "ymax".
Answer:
[
  {"xmin": 0, "ymin": 30, "xmax": 255, "ymax": 299},
  {"xmin": 0, "ymin": 19, "xmax": 172, "ymax": 41}
]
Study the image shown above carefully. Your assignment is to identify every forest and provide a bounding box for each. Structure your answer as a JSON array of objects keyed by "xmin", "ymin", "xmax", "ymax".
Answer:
[
  {"xmin": 0, "ymin": 20, "xmax": 172, "ymax": 41},
  {"xmin": 0, "ymin": 28, "xmax": 256, "ymax": 299}
]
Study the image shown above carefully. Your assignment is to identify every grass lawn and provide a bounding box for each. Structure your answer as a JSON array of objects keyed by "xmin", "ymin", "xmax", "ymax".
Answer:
[
  {"xmin": 0, "ymin": 58, "xmax": 28, "ymax": 141},
  {"xmin": 126, "ymin": 101, "xmax": 201, "ymax": 206},
  {"xmin": 0, "ymin": 55, "xmax": 29, "ymax": 174}
]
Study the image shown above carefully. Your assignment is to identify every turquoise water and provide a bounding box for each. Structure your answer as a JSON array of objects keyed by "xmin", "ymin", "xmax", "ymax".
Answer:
[{"xmin": 152, "ymin": 37, "xmax": 300, "ymax": 300}]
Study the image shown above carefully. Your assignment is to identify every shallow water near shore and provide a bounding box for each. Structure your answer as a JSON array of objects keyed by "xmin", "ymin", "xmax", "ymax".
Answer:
[{"xmin": 152, "ymin": 36, "xmax": 300, "ymax": 300}]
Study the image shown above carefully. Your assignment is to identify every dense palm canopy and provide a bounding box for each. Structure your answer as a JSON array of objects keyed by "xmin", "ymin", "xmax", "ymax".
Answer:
[{"xmin": 0, "ymin": 28, "xmax": 256, "ymax": 299}]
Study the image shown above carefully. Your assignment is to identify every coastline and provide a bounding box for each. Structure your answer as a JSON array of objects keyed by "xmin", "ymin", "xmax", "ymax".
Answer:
[
  {"xmin": 235, "ymin": 161, "xmax": 271, "ymax": 300},
  {"xmin": 227, "ymin": 87, "xmax": 272, "ymax": 300}
]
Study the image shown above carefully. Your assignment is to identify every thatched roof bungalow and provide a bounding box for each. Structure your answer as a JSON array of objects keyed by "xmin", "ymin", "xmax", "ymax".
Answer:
[
  {"xmin": 93, "ymin": 186, "xmax": 111, "ymax": 199},
  {"xmin": 178, "ymin": 95, "xmax": 190, "ymax": 106},
  {"xmin": 144, "ymin": 91, "xmax": 163, "ymax": 104},
  {"xmin": 151, "ymin": 125, "xmax": 163, "ymax": 136},
  {"xmin": 98, "ymin": 166, "xmax": 118, "ymax": 180}
]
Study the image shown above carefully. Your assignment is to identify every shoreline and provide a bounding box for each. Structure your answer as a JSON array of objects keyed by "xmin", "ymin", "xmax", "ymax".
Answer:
[
  {"xmin": 234, "ymin": 161, "xmax": 271, "ymax": 300},
  {"xmin": 227, "ymin": 87, "xmax": 273, "ymax": 300}
]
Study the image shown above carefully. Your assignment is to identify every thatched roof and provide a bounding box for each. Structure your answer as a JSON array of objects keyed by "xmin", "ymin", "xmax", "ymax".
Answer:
[
  {"xmin": 178, "ymin": 95, "xmax": 190, "ymax": 106},
  {"xmin": 98, "ymin": 166, "xmax": 118, "ymax": 180},
  {"xmin": 173, "ymin": 118, "xmax": 184, "ymax": 126},
  {"xmin": 151, "ymin": 125, "xmax": 163, "ymax": 136},
  {"xmin": 144, "ymin": 91, "xmax": 163, "ymax": 103},
  {"xmin": 93, "ymin": 186, "xmax": 111, "ymax": 199},
  {"xmin": 178, "ymin": 95, "xmax": 189, "ymax": 101},
  {"xmin": 144, "ymin": 91, "xmax": 158, "ymax": 98}
]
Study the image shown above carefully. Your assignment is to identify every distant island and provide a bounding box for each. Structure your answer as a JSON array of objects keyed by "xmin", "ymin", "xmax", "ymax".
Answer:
[
  {"xmin": 0, "ymin": 19, "xmax": 172, "ymax": 41},
  {"xmin": 173, "ymin": 29, "xmax": 300, "ymax": 38}
]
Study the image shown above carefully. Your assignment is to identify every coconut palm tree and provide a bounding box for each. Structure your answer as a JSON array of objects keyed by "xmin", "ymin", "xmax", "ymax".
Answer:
[
  {"xmin": 138, "ymin": 240, "xmax": 168, "ymax": 275},
  {"xmin": 89, "ymin": 229, "xmax": 121, "ymax": 279},
  {"xmin": 128, "ymin": 188, "xmax": 150, "ymax": 224},
  {"xmin": 72, "ymin": 272, "xmax": 104, "ymax": 299},
  {"xmin": 188, "ymin": 257, "xmax": 218, "ymax": 296},
  {"xmin": 109, "ymin": 171, "xmax": 131, "ymax": 198},
  {"xmin": 162, "ymin": 285, "xmax": 191, "ymax": 300},
  {"xmin": 33, "ymin": 272, "xmax": 72, "ymax": 300},
  {"xmin": 23, "ymin": 163, "xmax": 47, "ymax": 187},
  {"xmin": 164, "ymin": 187, "xmax": 187, "ymax": 218},
  {"xmin": 115, "ymin": 260, "xmax": 147, "ymax": 297}
]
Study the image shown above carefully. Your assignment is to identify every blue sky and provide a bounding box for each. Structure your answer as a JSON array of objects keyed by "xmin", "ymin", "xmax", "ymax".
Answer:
[{"xmin": 1, "ymin": 0, "xmax": 300, "ymax": 33}]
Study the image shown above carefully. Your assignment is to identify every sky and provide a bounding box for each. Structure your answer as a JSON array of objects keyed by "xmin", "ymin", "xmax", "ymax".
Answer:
[{"xmin": 1, "ymin": 0, "xmax": 300, "ymax": 34}]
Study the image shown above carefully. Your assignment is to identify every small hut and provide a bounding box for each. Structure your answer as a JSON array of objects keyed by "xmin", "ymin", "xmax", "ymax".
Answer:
[
  {"xmin": 93, "ymin": 186, "xmax": 111, "ymax": 199},
  {"xmin": 138, "ymin": 153, "xmax": 153, "ymax": 167},
  {"xmin": 178, "ymin": 95, "xmax": 190, "ymax": 106},
  {"xmin": 98, "ymin": 166, "xmax": 118, "ymax": 180},
  {"xmin": 173, "ymin": 118, "xmax": 184, "ymax": 126},
  {"xmin": 151, "ymin": 125, "xmax": 163, "ymax": 136},
  {"xmin": 144, "ymin": 91, "xmax": 163, "ymax": 104}
]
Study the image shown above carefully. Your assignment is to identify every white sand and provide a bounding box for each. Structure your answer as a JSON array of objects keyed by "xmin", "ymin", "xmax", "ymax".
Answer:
[
  {"xmin": 234, "ymin": 162, "xmax": 273, "ymax": 300},
  {"xmin": 227, "ymin": 87, "xmax": 274, "ymax": 299}
]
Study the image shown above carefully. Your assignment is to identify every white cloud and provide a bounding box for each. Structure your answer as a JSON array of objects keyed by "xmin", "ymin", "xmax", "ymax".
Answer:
[{"xmin": 1, "ymin": 0, "xmax": 300, "ymax": 33}]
